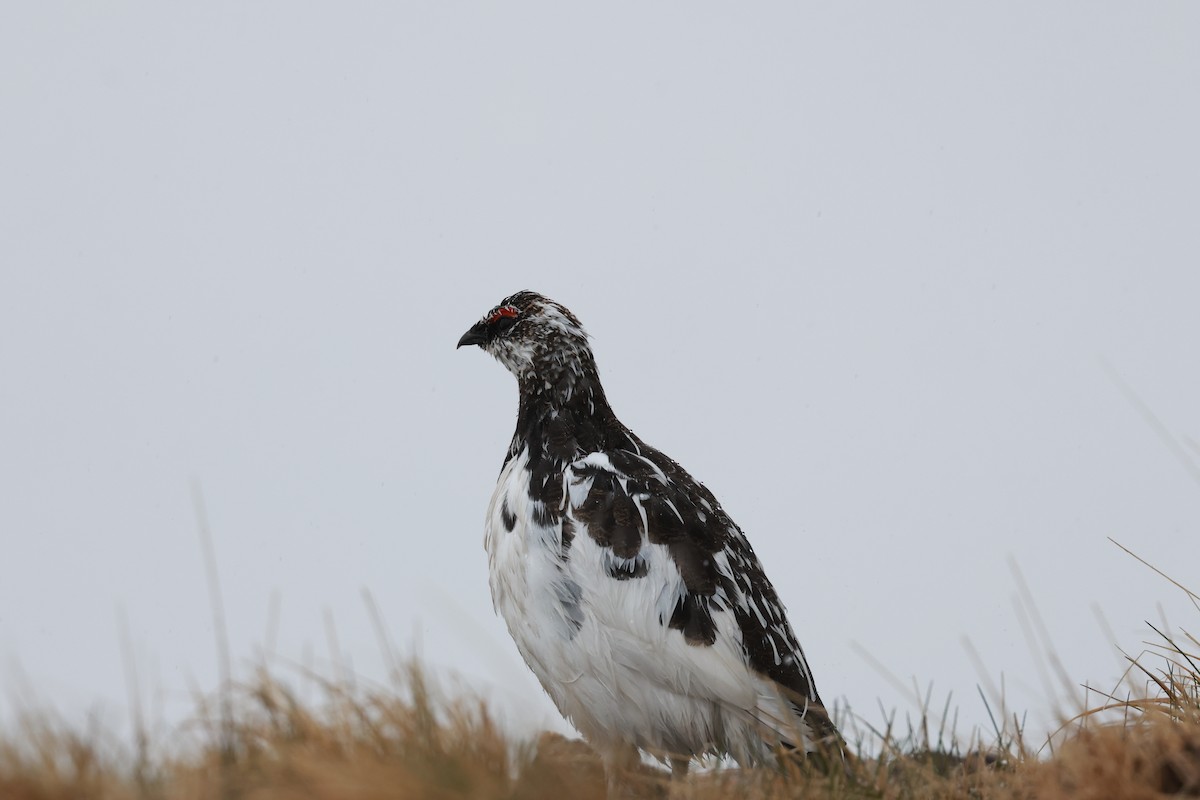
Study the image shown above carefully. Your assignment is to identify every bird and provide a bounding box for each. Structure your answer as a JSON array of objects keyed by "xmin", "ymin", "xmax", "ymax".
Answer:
[{"xmin": 457, "ymin": 291, "xmax": 843, "ymax": 788}]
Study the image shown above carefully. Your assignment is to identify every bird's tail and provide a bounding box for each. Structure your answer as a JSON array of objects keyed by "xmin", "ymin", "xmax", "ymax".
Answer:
[{"xmin": 745, "ymin": 679, "xmax": 850, "ymax": 773}]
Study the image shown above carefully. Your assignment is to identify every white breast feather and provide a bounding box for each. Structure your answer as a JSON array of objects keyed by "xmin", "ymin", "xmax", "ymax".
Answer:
[{"xmin": 484, "ymin": 448, "xmax": 812, "ymax": 762}]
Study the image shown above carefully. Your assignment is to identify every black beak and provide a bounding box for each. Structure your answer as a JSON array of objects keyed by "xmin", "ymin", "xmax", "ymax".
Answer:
[{"xmin": 457, "ymin": 321, "xmax": 488, "ymax": 349}]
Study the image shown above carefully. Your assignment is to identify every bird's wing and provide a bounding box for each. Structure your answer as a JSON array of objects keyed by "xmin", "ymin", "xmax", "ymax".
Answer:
[{"xmin": 564, "ymin": 437, "xmax": 836, "ymax": 747}]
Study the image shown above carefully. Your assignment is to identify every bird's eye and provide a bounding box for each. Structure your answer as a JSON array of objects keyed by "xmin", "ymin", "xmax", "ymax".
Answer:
[{"xmin": 487, "ymin": 305, "xmax": 520, "ymax": 325}]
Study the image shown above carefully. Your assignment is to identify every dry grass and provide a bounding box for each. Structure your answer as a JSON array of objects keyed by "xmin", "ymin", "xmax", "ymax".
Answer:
[
  {"xmin": 3, "ymin": 639, "xmax": 1197, "ymax": 800},
  {"xmin": 3, "ymin": 570, "xmax": 1198, "ymax": 799}
]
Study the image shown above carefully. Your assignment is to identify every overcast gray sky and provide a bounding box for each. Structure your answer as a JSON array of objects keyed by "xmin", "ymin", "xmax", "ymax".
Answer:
[{"xmin": 2, "ymin": 2, "xmax": 1198, "ymax": 750}]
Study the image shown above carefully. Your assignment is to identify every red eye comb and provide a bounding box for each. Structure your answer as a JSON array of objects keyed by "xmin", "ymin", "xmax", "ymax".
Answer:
[{"xmin": 487, "ymin": 306, "xmax": 520, "ymax": 324}]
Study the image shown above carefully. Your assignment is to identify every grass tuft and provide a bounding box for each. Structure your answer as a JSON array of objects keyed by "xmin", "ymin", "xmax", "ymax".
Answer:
[{"xmin": 3, "ymin": 556, "xmax": 1197, "ymax": 798}]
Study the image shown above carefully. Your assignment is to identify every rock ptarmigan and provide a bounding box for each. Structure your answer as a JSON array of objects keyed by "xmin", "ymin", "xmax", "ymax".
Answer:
[{"xmin": 458, "ymin": 291, "xmax": 843, "ymax": 785}]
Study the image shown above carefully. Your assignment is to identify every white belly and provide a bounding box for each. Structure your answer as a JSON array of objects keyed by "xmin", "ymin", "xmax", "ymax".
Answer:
[{"xmin": 484, "ymin": 450, "xmax": 789, "ymax": 763}]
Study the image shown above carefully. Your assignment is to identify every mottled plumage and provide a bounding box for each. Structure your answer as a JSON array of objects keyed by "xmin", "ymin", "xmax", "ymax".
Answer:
[{"xmin": 458, "ymin": 291, "xmax": 842, "ymax": 781}]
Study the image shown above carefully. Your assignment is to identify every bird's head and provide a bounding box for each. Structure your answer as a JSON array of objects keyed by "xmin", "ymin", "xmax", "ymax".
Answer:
[{"xmin": 457, "ymin": 291, "xmax": 596, "ymax": 395}]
